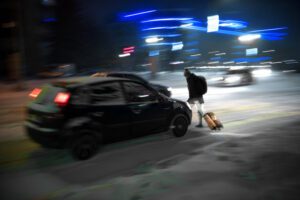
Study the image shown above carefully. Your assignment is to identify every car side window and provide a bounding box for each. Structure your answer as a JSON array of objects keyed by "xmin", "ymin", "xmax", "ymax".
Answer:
[
  {"xmin": 90, "ymin": 82, "xmax": 125, "ymax": 105},
  {"xmin": 123, "ymin": 82, "xmax": 157, "ymax": 103},
  {"xmin": 71, "ymin": 86, "xmax": 92, "ymax": 105}
]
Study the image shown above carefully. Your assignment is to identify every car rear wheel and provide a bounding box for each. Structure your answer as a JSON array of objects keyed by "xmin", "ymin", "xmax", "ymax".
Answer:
[
  {"xmin": 171, "ymin": 114, "xmax": 189, "ymax": 137},
  {"xmin": 71, "ymin": 134, "xmax": 98, "ymax": 160}
]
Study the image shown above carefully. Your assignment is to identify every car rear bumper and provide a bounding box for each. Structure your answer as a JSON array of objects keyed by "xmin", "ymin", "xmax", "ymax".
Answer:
[{"xmin": 25, "ymin": 121, "xmax": 63, "ymax": 148}]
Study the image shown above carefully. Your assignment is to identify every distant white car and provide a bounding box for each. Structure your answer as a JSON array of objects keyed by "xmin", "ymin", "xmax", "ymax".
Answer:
[{"xmin": 216, "ymin": 69, "xmax": 254, "ymax": 86}]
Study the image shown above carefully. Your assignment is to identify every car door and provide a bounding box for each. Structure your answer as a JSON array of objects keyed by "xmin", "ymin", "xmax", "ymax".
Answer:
[
  {"xmin": 122, "ymin": 81, "xmax": 171, "ymax": 137},
  {"xmin": 88, "ymin": 81, "xmax": 132, "ymax": 141}
]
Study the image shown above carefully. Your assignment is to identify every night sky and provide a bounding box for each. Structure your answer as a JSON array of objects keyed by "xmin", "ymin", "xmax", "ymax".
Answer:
[{"xmin": 53, "ymin": 0, "xmax": 300, "ymax": 66}]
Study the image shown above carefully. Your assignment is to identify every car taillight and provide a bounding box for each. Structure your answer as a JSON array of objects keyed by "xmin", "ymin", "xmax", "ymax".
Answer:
[
  {"xmin": 29, "ymin": 88, "xmax": 42, "ymax": 98},
  {"xmin": 54, "ymin": 92, "xmax": 70, "ymax": 107}
]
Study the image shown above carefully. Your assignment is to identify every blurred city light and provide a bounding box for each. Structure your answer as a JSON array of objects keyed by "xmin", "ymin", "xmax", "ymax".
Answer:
[
  {"xmin": 219, "ymin": 20, "xmax": 248, "ymax": 29},
  {"xmin": 146, "ymin": 42, "xmax": 173, "ymax": 46},
  {"xmin": 208, "ymin": 61, "xmax": 220, "ymax": 64},
  {"xmin": 42, "ymin": 17, "xmax": 57, "ymax": 23},
  {"xmin": 252, "ymin": 68, "xmax": 272, "ymax": 77},
  {"xmin": 142, "ymin": 34, "xmax": 181, "ymax": 38},
  {"xmin": 223, "ymin": 61, "xmax": 235, "ymax": 64},
  {"xmin": 170, "ymin": 61, "xmax": 184, "ymax": 65},
  {"xmin": 118, "ymin": 53, "xmax": 131, "ymax": 58},
  {"xmin": 123, "ymin": 10, "xmax": 157, "ymax": 18},
  {"xmin": 123, "ymin": 46, "xmax": 135, "ymax": 51},
  {"xmin": 123, "ymin": 50, "xmax": 134, "ymax": 54},
  {"xmin": 190, "ymin": 53, "xmax": 202, "ymax": 57},
  {"xmin": 238, "ymin": 34, "xmax": 261, "ymax": 42},
  {"xmin": 249, "ymin": 27, "xmax": 288, "ymax": 33},
  {"xmin": 246, "ymin": 48, "xmax": 258, "ymax": 56},
  {"xmin": 145, "ymin": 37, "xmax": 164, "ymax": 43},
  {"xmin": 142, "ymin": 26, "xmax": 181, "ymax": 31},
  {"xmin": 149, "ymin": 50, "xmax": 160, "ymax": 56},
  {"xmin": 234, "ymin": 56, "xmax": 271, "ymax": 63},
  {"xmin": 180, "ymin": 23, "xmax": 193, "ymax": 28},
  {"xmin": 209, "ymin": 51, "xmax": 220, "ymax": 54},
  {"xmin": 260, "ymin": 61, "xmax": 272, "ymax": 65},
  {"xmin": 171, "ymin": 42, "xmax": 184, "ymax": 51},
  {"xmin": 207, "ymin": 15, "xmax": 219, "ymax": 32},
  {"xmin": 123, "ymin": 46, "xmax": 135, "ymax": 54},
  {"xmin": 262, "ymin": 50, "xmax": 276, "ymax": 53},
  {"xmin": 141, "ymin": 18, "xmax": 193, "ymax": 23},
  {"xmin": 284, "ymin": 59, "xmax": 299, "ymax": 64},
  {"xmin": 236, "ymin": 61, "xmax": 248, "ymax": 64}
]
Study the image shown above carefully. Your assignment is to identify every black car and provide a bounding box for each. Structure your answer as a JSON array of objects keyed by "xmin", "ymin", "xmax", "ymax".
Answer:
[
  {"xmin": 92, "ymin": 72, "xmax": 172, "ymax": 97},
  {"xmin": 26, "ymin": 77, "xmax": 191, "ymax": 160}
]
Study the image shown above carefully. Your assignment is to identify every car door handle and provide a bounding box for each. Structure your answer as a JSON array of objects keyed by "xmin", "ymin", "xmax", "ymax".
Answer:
[
  {"xmin": 93, "ymin": 112, "xmax": 104, "ymax": 117},
  {"xmin": 131, "ymin": 108, "xmax": 141, "ymax": 114}
]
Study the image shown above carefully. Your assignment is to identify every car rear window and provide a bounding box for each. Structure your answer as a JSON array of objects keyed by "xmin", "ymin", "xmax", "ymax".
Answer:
[{"xmin": 34, "ymin": 85, "xmax": 66, "ymax": 105}]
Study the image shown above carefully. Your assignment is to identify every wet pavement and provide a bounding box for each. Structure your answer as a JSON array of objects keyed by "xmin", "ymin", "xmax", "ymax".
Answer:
[{"xmin": 1, "ymin": 71, "xmax": 300, "ymax": 199}]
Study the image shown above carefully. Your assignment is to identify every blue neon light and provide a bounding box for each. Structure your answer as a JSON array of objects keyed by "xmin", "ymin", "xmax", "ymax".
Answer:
[
  {"xmin": 142, "ymin": 24, "xmax": 286, "ymax": 40},
  {"xmin": 185, "ymin": 26, "xmax": 244, "ymax": 36},
  {"xmin": 142, "ymin": 34, "xmax": 182, "ymax": 38},
  {"xmin": 149, "ymin": 50, "xmax": 159, "ymax": 56},
  {"xmin": 142, "ymin": 26, "xmax": 181, "ymax": 31},
  {"xmin": 145, "ymin": 42, "xmax": 182, "ymax": 47},
  {"xmin": 42, "ymin": 17, "xmax": 57, "ymax": 23},
  {"xmin": 248, "ymin": 27, "xmax": 288, "ymax": 40},
  {"xmin": 145, "ymin": 42, "xmax": 173, "ymax": 46},
  {"xmin": 219, "ymin": 20, "xmax": 248, "ymax": 29},
  {"xmin": 249, "ymin": 27, "xmax": 288, "ymax": 33},
  {"xmin": 184, "ymin": 49, "xmax": 198, "ymax": 52},
  {"xmin": 141, "ymin": 18, "xmax": 193, "ymax": 23},
  {"xmin": 123, "ymin": 10, "xmax": 157, "ymax": 18},
  {"xmin": 234, "ymin": 57, "xmax": 271, "ymax": 63}
]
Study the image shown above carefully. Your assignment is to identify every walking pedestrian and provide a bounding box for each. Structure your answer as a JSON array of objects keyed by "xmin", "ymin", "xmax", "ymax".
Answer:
[{"xmin": 184, "ymin": 68, "xmax": 207, "ymax": 127}]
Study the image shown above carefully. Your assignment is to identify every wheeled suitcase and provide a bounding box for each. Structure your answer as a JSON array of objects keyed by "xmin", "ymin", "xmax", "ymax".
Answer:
[
  {"xmin": 207, "ymin": 112, "xmax": 223, "ymax": 130},
  {"xmin": 203, "ymin": 113, "xmax": 217, "ymax": 130}
]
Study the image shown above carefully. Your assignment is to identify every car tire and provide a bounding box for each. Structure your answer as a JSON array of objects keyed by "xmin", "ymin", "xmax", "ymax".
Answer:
[
  {"xmin": 71, "ymin": 134, "xmax": 98, "ymax": 160},
  {"xmin": 170, "ymin": 114, "xmax": 189, "ymax": 137}
]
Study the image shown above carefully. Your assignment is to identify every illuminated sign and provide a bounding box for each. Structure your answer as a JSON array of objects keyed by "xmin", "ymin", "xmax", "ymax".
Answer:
[
  {"xmin": 149, "ymin": 50, "xmax": 159, "ymax": 57},
  {"xmin": 207, "ymin": 15, "xmax": 219, "ymax": 32},
  {"xmin": 246, "ymin": 48, "xmax": 258, "ymax": 56},
  {"xmin": 171, "ymin": 42, "xmax": 184, "ymax": 51}
]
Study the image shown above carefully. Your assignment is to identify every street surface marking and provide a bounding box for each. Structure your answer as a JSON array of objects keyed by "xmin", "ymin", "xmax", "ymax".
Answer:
[{"xmin": 224, "ymin": 111, "xmax": 300, "ymax": 128}]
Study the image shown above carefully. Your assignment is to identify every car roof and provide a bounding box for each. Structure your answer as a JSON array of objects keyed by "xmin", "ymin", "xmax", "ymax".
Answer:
[
  {"xmin": 108, "ymin": 72, "xmax": 137, "ymax": 75},
  {"xmin": 52, "ymin": 77, "xmax": 130, "ymax": 88}
]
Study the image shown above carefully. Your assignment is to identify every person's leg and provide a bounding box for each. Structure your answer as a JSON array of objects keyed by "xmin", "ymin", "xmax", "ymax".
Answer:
[{"xmin": 195, "ymin": 101, "xmax": 205, "ymax": 127}]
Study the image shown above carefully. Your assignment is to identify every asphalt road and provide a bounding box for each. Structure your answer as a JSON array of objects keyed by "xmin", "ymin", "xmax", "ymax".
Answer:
[{"xmin": 1, "ymin": 71, "xmax": 300, "ymax": 200}]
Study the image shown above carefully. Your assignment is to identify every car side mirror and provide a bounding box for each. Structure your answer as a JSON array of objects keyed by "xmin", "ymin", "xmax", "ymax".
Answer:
[{"xmin": 157, "ymin": 94, "xmax": 166, "ymax": 102}]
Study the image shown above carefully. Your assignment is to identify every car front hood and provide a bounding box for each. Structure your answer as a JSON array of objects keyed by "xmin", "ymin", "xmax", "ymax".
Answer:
[{"xmin": 149, "ymin": 83, "xmax": 167, "ymax": 90}]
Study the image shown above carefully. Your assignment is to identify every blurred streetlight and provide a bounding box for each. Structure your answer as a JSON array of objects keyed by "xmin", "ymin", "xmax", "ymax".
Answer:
[
  {"xmin": 118, "ymin": 53, "xmax": 130, "ymax": 58},
  {"xmin": 145, "ymin": 37, "xmax": 164, "ymax": 43},
  {"xmin": 238, "ymin": 34, "xmax": 261, "ymax": 42}
]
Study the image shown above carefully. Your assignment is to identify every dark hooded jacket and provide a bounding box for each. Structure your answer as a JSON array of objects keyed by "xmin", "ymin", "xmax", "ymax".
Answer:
[{"xmin": 186, "ymin": 73, "xmax": 207, "ymax": 103}]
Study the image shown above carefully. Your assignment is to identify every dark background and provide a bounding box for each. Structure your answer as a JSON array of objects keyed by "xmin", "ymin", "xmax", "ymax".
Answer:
[{"xmin": 1, "ymin": 0, "xmax": 299, "ymax": 79}]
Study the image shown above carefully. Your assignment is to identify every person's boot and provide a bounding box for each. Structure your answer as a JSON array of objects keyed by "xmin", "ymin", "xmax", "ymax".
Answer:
[{"xmin": 196, "ymin": 111, "xmax": 203, "ymax": 128}]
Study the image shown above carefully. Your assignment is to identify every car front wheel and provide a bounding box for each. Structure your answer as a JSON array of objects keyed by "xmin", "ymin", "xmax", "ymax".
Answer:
[{"xmin": 171, "ymin": 114, "xmax": 189, "ymax": 137}]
